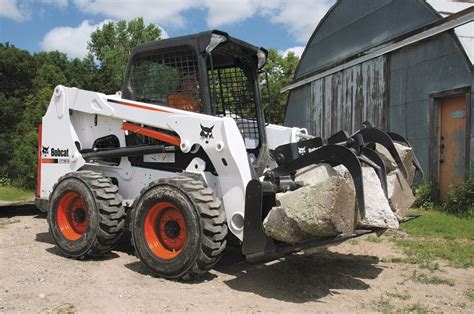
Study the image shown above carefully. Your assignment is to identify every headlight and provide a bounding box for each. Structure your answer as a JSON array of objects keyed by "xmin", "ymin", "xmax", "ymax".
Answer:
[
  {"xmin": 257, "ymin": 49, "xmax": 267, "ymax": 69},
  {"xmin": 206, "ymin": 33, "xmax": 227, "ymax": 53}
]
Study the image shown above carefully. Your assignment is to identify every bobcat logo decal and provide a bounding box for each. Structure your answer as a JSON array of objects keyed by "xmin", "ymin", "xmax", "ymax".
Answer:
[
  {"xmin": 42, "ymin": 146, "xmax": 49, "ymax": 157},
  {"xmin": 298, "ymin": 146, "xmax": 306, "ymax": 156},
  {"xmin": 200, "ymin": 124, "xmax": 214, "ymax": 144}
]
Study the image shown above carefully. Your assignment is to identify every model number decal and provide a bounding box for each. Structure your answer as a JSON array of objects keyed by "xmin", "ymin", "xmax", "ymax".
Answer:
[
  {"xmin": 41, "ymin": 146, "xmax": 70, "ymax": 164},
  {"xmin": 144, "ymin": 153, "xmax": 175, "ymax": 163}
]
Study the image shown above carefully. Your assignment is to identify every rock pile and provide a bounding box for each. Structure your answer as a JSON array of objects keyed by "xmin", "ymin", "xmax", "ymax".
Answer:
[{"xmin": 263, "ymin": 143, "xmax": 417, "ymax": 244}]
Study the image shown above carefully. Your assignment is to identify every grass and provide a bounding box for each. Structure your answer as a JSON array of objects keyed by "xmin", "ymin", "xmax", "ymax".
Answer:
[
  {"xmin": 382, "ymin": 257, "xmax": 405, "ymax": 263},
  {"xmin": 418, "ymin": 262, "xmax": 441, "ymax": 271},
  {"xmin": 391, "ymin": 238, "xmax": 473, "ymax": 268},
  {"xmin": 366, "ymin": 235, "xmax": 384, "ymax": 243},
  {"xmin": 385, "ymin": 290, "xmax": 411, "ymax": 301},
  {"xmin": 373, "ymin": 297, "xmax": 431, "ymax": 314},
  {"xmin": 400, "ymin": 210, "xmax": 474, "ymax": 240},
  {"xmin": 373, "ymin": 297, "xmax": 396, "ymax": 314},
  {"xmin": 400, "ymin": 303, "xmax": 432, "ymax": 314},
  {"xmin": 411, "ymin": 271, "xmax": 455, "ymax": 286},
  {"xmin": 465, "ymin": 290, "xmax": 474, "ymax": 302},
  {"xmin": 383, "ymin": 257, "xmax": 441, "ymax": 271},
  {"xmin": 348, "ymin": 239, "xmax": 359, "ymax": 245},
  {"xmin": 390, "ymin": 209, "xmax": 474, "ymax": 268},
  {"xmin": 0, "ymin": 185, "xmax": 34, "ymax": 202}
]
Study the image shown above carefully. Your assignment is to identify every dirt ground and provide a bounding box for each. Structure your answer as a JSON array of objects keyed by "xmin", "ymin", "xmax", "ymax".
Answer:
[{"xmin": 0, "ymin": 206, "xmax": 472, "ymax": 313}]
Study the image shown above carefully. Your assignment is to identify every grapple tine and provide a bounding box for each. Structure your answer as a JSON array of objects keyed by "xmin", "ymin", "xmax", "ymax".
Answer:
[
  {"xmin": 270, "ymin": 144, "xmax": 366, "ymax": 218},
  {"xmin": 327, "ymin": 130, "xmax": 350, "ymax": 144},
  {"xmin": 387, "ymin": 131, "xmax": 425, "ymax": 181},
  {"xmin": 360, "ymin": 147, "xmax": 388, "ymax": 197},
  {"xmin": 356, "ymin": 125, "xmax": 409, "ymax": 178}
]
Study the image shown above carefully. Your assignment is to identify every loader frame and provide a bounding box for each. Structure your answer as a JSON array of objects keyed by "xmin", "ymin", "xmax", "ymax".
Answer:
[{"xmin": 37, "ymin": 30, "xmax": 423, "ymax": 268}]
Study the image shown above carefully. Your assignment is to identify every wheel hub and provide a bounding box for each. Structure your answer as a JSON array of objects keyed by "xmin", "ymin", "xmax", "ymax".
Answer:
[
  {"xmin": 163, "ymin": 220, "xmax": 181, "ymax": 239},
  {"xmin": 56, "ymin": 191, "xmax": 89, "ymax": 241},
  {"xmin": 143, "ymin": 202, "xmax": 187, "ymax": 260},
  {"xmin": 73, "ymin": 207, "xmax": 87, "ymax": 224}
]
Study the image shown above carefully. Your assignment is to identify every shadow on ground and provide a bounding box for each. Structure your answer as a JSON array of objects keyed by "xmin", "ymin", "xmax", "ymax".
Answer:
[
  {"xmin": 0, "ymin": 205, "xmax": 44, "ymax": 218},
  {"xmin": 213, "ymin": 246, "xmax": 382, "ymax": 303},
  {"xmin": 5, "ymin": 205, "xmax": 383, "ymax": 303},
  {"xmin": 122, "ymin": 240, "xmax": 383, "ymax": 303},
  {"xmin": 35, "ymin": 230, "xmax": 121, "ymax": 260}
]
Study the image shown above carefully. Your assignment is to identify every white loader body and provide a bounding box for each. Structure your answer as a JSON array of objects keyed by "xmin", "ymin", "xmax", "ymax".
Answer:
[{"xmin": 38, "ymin": 85, "xmax": 305, "ymax": 240}]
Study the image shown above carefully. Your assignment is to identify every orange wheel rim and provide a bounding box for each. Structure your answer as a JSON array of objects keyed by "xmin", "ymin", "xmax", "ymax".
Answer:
[
  {"xmin": 144, "ymin": 201, "xmax": 187, "ymax": 260},
  {"xmin": 57, "ymin": 191, "xmax": 89, "ymax": 241}
]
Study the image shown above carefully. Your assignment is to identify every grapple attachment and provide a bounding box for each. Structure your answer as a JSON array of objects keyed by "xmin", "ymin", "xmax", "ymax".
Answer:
[{"xmin": 243, "ymin": 121, "xmax": 420, "ymax": 262}]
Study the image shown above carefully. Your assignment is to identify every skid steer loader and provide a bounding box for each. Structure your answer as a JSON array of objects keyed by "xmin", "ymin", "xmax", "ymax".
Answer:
[{"xmin": 36, "ymin": 30, "xmax": 421, "ymax": 279}]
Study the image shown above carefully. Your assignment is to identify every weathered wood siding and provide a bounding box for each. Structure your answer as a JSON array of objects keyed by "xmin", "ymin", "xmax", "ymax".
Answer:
[{"xmin": 309, "ymin": 56, "xmax": 387, "ymax": 137}]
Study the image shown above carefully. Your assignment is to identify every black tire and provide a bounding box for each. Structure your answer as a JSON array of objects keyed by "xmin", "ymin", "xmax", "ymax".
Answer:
[
  {"xmin": 131, "ymin": 175, "xmax": 227, "ymax": 280},
  {"xmin": 48, "ymin": 170, "xmax": 125, "ymax": 258}
]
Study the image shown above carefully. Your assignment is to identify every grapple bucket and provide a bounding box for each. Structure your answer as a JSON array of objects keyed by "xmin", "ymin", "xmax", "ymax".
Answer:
[
  {"xmin": 243, "ymin": 122, "xmax": 419, "ymax": 262},
  {"xmin": 268, "ymin": 144, "xmax": 366, "ymax": 217}
]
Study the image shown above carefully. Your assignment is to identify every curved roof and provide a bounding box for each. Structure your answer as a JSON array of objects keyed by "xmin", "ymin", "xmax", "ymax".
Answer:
[
  {"xmin": 295, "ymin": 0, "xmax": 472, "ymax": 81},
  {"xmin": 427, "ymin": 0, "xmax": 473, "ymax": 64}
]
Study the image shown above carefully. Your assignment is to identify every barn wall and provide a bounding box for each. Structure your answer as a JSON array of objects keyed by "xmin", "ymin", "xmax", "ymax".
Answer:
[
  {"xmin": 285, "ymin": 56, "xmax": 387, "ymax": 138},
  {"xmin": 388, "ymin": 32, "xmax": 473, "ymax": 179},
  {"xmin": 285, "ymin": 0, "xmax": 473, "ymax": 181},
  {"xmin": 471, "ymin": 92, "xmax": 474, "ymax": 179},
  {"xmin": 285, "ymin": 84, "xmax": 312, "ymax": 131}
]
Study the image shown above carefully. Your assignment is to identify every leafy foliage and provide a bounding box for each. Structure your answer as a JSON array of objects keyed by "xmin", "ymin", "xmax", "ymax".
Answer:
[
  {"xmin": 0, "ymin": 94, "xmax": 22, "ymax": 172},
  {"xmin": 0, "ymin": 43, "xmax": 36, "ymax": 98},
  {"xmin": 261, "ymin": 49, "xmax": 299, "ymax": 124},
  {"xmin": 131, "ymin": 61, "xmax": 179, "ymax": 102},
  {"xmin": 9, "ymin": 88, "xmax": 52, "ymax": 189},
  {"xmin": 87, "ymin": 18, "xmax": 161, "ymax": 94},
  {"xmin": 442, "ymin": 180, "xmax": 474, "ymax": 217},
  {"xmin": 1, "ymin": 18, "xmax": 162, "ymax": 190},
  {"xmin": 413, "ymin": 183, "xmax": 436, "ymax": 209}
]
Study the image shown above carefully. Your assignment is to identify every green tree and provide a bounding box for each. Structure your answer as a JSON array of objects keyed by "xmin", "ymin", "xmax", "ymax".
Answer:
[
  {"xmin": 6, "ymin": 49, "xmax": 95, "ymax": 188},
  {"xmin": 32, "ymin": 63, "xmax": 68, "ymax": 90},
  {"xmin": 0, "ymin": 94, "xmax": 22, "ymax": 174},
  {"xmin": 0, "ymin": 44, "xmax": 35, "ymax": 179},
  {"xmin": 66, "ymin": 55, "xmax": 96, "ymax": 90},
  {"xmin": 33, "ymin": 51, "xmax": 69, "ymax": 73},
  {"xmin": 0, "ymin": 43, "xmax": 36, "ymax": 98},
  {"xmin": 33, "ymin": 51, "xmax": 95, "ymax": 89},
  {"xmin": 261, "ymin": 49, "xmax": 300, "ymax": 124},
  {"xmin": 87, "ymin": 18, "xmax": 162, "ymax": 94},
  {"xmin": 9, "ymin": 88, "xmax": 52, "ymax": 188}
]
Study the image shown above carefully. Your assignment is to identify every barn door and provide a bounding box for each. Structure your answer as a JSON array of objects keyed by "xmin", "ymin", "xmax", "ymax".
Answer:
[{"xmin": 438, "ymin": 95, "xmax": 467, "ymax": 201}]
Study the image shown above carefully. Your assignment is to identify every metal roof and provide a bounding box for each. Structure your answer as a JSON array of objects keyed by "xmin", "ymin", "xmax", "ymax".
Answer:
[
  {"xmin": 282, "ymin": 6, "xmax": 474, "ymax": 92},
  {"xmin": 427, "ymin": 0, "xmax": 473, "ymax": 64}
]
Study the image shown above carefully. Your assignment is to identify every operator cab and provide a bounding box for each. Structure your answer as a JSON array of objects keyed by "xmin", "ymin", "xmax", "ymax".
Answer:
[{"xmin": 122, "ymin": 30, "xmax": 268, "ymax": 164}]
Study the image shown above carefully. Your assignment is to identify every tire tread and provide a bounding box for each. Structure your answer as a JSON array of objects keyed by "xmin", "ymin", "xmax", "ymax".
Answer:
[
  {"xmin": 134, "ymin": 174, "xmax": 227, "ymax": 279},
  {"xmin": 50, "ymin": 170, "xmax": 125, "ymax": 258}
]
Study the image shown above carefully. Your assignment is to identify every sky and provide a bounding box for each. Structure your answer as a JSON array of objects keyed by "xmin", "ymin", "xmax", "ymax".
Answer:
[{"xmin": 0, "ymin": 0, "xmax": 335, "ymax": 59}]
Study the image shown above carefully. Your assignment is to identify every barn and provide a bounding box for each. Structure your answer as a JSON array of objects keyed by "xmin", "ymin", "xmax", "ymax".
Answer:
[{"xmin": 284, "ymin": 0, "xmax": 473, "ymax": 199}]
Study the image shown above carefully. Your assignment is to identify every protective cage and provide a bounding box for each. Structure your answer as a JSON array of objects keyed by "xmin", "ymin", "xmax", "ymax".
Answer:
[
  {"xmin": 128, "ymin": 46, "xmax": 202, "ymax": 113},
  {"xmin": 208, "ymin": 64, "xmax": 261, "ymax": 151}
]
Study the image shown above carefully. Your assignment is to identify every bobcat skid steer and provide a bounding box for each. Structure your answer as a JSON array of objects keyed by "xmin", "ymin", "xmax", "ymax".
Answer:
[{"xmin": 36, "ymin": 30, "xmax": 421, "ymax": 279}]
